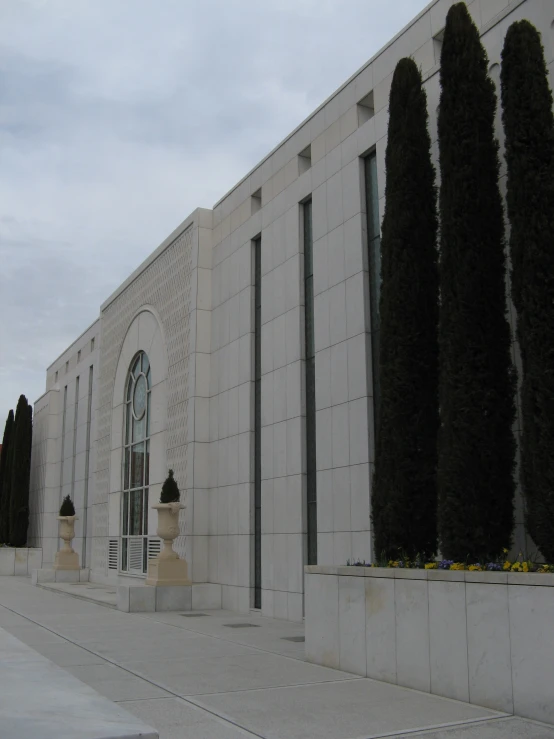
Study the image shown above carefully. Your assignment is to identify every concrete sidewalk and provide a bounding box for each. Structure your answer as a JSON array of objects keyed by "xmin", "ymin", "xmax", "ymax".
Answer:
[{"xmin": 0, "ymin": 577, "xmax": 552, "ymax": 739}]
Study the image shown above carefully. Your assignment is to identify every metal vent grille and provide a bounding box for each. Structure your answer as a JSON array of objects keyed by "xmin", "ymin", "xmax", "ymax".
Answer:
[
  {"xmin": 224, "ymin": 623, "xmax": 260, "ymax": 628},
  {"xmin": 180, "ymin": 613, "xmax": 209, "ymax": 617},
  {"xmin": 147, "ymin": 537, "xmax": 162, "ymax": 559},
  {"xmin": 128, "ymin": 537, "xmax": 143, "ymax": 571},
  {"xmin": 108, "ymin": 539, "xmax": 119, "ymax": 570}
]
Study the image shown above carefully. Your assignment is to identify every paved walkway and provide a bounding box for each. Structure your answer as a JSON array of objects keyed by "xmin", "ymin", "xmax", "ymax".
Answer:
[{"xmin": 0, "ymin": 577, "xmax": 553, "ymax": 739}]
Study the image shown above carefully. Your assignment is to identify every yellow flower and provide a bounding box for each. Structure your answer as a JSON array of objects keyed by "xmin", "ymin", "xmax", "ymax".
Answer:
[
  {"xmin": 450, "ymin": 562, "xmax": 465, "ymax": 571},
  {"xmin": 503, "ymin": 561, "xmax": 511, "ymax": 570},
  {"xmin": 511, "ymin": 562, "xmax": 521, "ymax": 572},
  {"xmin": 425, "ymin": 563, "xmax": 438, "ymax": 570},
  {"xmin": 468, "ymin": 564, "xmax": 482, "ymax": 571},
  {"xmin": 522, "ymin": 562, "xmax": 529, "ymax": 572},
  {"xmin": 503, "ymin": 548, "xmax": 509, "ymax": 554}
]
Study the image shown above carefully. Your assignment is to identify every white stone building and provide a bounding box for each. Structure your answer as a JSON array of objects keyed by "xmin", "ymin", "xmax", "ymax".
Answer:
[{"xmin": 28, "ymin": 0, "xmax": 554, "ymax": 620}]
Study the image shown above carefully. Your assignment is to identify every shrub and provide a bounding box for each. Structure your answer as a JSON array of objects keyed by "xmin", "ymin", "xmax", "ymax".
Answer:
[
  {"xmin": 0, "ymin": 410, "xmax": 15, "ymax": 544},
  {"xmin": 160, "ymin": 469, "xmax": 180, "ymax": 503},
  {"xmin": 501, "ymin": 20, "xmax": 554, "ymax": 561},
  {"xmin": 59, "ymin": 495, "xmax": 76, "ymax": 517},
  {"xmin": 9, "ymin": 397, "xmax": 32, "ymax": 548},
  {"xmin": 437, "ymin": 3, "xmax": 515, "ymax": 561},
  {"xmin": 372, "ymin": 57, "xmax": 438, "ymax": 560}
]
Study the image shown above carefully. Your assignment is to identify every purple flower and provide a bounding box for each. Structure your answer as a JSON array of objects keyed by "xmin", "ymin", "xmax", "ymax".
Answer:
[
  {"xmin": 486, "ymin": 562, "xmax": 502, "ymax": 571},
  {"xmin": 438, "ymin": 559, "xmax": 454, "ymax": 569}
]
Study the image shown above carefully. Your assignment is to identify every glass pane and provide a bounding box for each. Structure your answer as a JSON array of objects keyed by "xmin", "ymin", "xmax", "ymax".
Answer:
[
  {"xmin": 303, "ymin": 201, "xmax": 313, "ymax": 276},
  {"xmin": 126, "ymin": 377, "xmax": 133, "ymax": 401},
  {"xmin": 122, "ymin": 492, "xmax": 129, "ymax": 535},
  {"xmin": 365, "ymin": 154, "xmax": 380, "ymax": 241},
  {"xmin": 133, "ymin": 374, "xmax": 147, "ymax": 419},
  {"xmin": 132, "ymin": 354, "xmax": 141, "ymax": 376},
  {"xmin": 142, "ymin": 353, "xmax": 150, "ymax": 380},
  {"xmin": 369, "ymin": 236, "xmax": 381, "ymax": 324},
  {"xmin": 143, "ymin": 538, "xmax": 148, "ymax": 574},
  {"xmin": 146, "ymin": 392, "xmax": 151, "ymax": 437},
  {"xmin": 125, "ymin": 403, "xmax": 131, "ymax": 444},
  {"xmin": 133, "ymin": 415, "xmax": 145, "ymax": 443},
  {"xmin": 129, "ymin": 490, "xmax": 143, "ymax": 535},
  {"xmin": 121, "ymin": 537, "xmax": 128, "ymax": 571},
  {"xmin": 131, "ymin": 443, "xmax": 144, "ymax": 489},
  {"xmin": 305, "ymin": 275, "xmax": 314, "ymax": 360},
  {"xmin": 124, "ymin": 448, "xmax": 130, "ymax": 492},
  {"xmin": 143, "ymin": 488, "xmax": 149, "ymax": 536},
  {"xmin": 145, "ymin": 441, "xmax": 150, "ymax": 485}
]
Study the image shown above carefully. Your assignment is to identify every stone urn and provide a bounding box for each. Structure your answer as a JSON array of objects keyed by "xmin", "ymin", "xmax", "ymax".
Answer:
[
  {"xmin": 146, "ymin": 502, "xmax": 191, "ymax": 586},
  {"xmin": 54, "ymin": 515, "xmax": 79, "ymax": 570}
]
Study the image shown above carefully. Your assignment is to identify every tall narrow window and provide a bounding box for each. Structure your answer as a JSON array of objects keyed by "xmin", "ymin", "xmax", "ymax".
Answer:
[
  {"xmin": 82, "ymin": 365, "xmax": 93, "ymax": 568},
  {"xmin": 71, "ymin": 376, "xmax": 79, "ymax": 500},
  {"xmin": 122, "ymin": 351, "xmax": 151, "ymax": 575},
  {"xmin": 365, "ymin": 153, "xmax": 382, "ymax": 435},
  {"xmin": 304, "ymin": 200, "xmax": 317, "ymax": 565},
  {"xmin": 253, "ymin": 236, "xmax": 262, "ymax": 608},
  {"xmin": 59, "ymin": 385, "xmax": 68, "ymax": 504}
]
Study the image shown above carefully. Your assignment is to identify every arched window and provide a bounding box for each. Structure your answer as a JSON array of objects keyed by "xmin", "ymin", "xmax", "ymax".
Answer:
[{"xmin": 121, "ymin": 351, "xmax": 151, "ymax": 574}]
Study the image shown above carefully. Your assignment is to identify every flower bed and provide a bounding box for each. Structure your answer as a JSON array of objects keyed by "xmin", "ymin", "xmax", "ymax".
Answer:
[
  {"xmin": 346, "ymin": 551, "xmax": 554, "ymax": 574},
  {"xmin": 305, "ymin": 564, "xmax": 554, "ymax": 725}
]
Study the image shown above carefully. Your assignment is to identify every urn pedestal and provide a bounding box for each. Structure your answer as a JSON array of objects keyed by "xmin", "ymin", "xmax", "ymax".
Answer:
[
  {"xmin": 146, "ymin": 502, "xmax": 191, "ymax": 586},
  {"xmin": 54, "ymin": 516, "xmax": 79, "ymax": 571}
]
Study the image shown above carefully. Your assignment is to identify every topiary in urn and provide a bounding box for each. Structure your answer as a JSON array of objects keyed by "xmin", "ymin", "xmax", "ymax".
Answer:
[
  {"xmin": 146, "ymin": 469, "xmax": 190, "ymax": 586},
  {"xmin": 55, "ymin": 495, "xmax": 79, "ymax": 570}
]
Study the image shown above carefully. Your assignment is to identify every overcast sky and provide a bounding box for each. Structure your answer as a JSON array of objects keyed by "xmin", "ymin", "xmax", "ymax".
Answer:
[{"xmin": 0, "ymin": 0, "xmax": 427, "ymax": 423}]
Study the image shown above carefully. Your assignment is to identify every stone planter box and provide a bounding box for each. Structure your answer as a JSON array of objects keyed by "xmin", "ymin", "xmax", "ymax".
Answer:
[
  {"xmin": 0, "ymin": 548, "xmax": 42, "ymax": 576},
  {"xmin": 305, "ymin": 565, "xmax": 554, "ymax": 725}
]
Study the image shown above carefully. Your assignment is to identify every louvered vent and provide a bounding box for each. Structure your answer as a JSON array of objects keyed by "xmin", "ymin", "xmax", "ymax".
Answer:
[
  {"xmin": 128, "ymin": 537, "xmax": 143, "ymax": 571},
  {"xmin": 108, "ymin": 539, "xmax": 119, "ymax": 570},
  {"xmin": 148, "ymin": 537, "xmax": 162, "ymax": 559}
]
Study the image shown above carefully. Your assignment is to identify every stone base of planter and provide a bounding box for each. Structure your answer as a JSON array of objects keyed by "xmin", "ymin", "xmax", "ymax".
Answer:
[
  {"xmin": 53, "ymin": 549, "xmax": 79, "ymax": 571},
  {"xmin": 145, "ymin": 556, "xmax": 191, "ymax": 586},
  {"xmin": 32, "ymin": 568, "xmax": 90, "ymax": 584},
  {"xmin": 117, "ymin": 582, "xmax": 221, "ymax": 612}
]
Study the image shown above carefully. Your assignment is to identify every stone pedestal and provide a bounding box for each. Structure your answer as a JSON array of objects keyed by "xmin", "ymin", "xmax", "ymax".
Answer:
[
  {"xmin": 145, "ymin": 556, "xmax": 191, "ymax": 586},
  {"xmin": 53, "ymin": 549, "xmax": 80, "ymax": 571},
  {"xmin": 145, "ymin": 502, "xmax": 191, "ymax": 586},
  {"xmin": 54, "ymin": 515, "xmax": 79, "ymax": 571}
]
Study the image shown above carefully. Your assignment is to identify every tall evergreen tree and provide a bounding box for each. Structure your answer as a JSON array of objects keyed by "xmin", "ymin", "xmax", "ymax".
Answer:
[
  {"xmin": 9, "ymin": 396, "xmax": 32, "ymax": 547},
  {"xmin": 372, "ymin": 57, "xmax": 438, "ymax": 560},
  {"xmin": 437, "ymin": 2, "xmax": 515, "ymax": 561},
  {"xmin": 0, "ymin": 410, "xmax": 15, "ymax": 544},
  {"xmin": 501, "ymin": 21, "xmax": 554, "ymax": 561}
]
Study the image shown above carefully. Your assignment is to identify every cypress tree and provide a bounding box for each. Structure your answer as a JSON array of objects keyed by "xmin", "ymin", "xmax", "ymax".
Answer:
[
  {"xmin": 501, "ymin": 21, "xmax": 554, "ymax": 561},
  {"xmin": 437, "ymin": 2, "xmax": 515, "ymax": 561},
  {"xmin": 9, "ymin": 396, "xmax": 33, "ymax": 547},
  {"xmin": 160, "ymin": 469, "xmax": 180, "ymax": 503},
  {"xmin": 372, "ymin": 57, "xmax": 438, "ymax": 560},
  {"xmin": 0, "ymin": 410, "xmax": 15, "ymax": 544}
]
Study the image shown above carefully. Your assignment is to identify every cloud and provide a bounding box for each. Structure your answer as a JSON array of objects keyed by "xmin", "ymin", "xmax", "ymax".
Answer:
[{"xmin": 0, "ymin": 0, "xmax": 426, "ymax": 420}]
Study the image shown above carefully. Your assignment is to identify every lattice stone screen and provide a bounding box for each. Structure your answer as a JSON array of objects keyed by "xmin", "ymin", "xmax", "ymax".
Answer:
[{"xmin": 92, "ymin": 225, "xmax": 195, "ymax": 573}]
